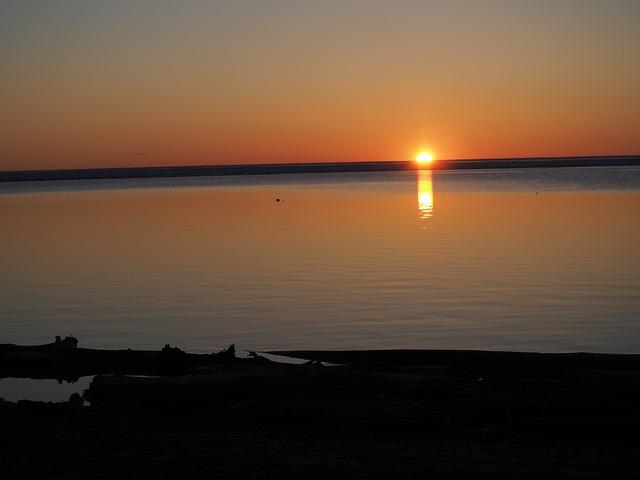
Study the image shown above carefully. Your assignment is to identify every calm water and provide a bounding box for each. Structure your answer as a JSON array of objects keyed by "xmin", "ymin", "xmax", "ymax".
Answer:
[{"xmin": 1, "ymin": 166, "xmax": 639, "ymax": 353}]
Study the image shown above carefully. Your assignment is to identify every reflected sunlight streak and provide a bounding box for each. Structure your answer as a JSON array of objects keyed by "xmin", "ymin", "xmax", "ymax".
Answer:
[{"xmin": 417, "ymin": 170, "xmax": 434, "ymax": 220}]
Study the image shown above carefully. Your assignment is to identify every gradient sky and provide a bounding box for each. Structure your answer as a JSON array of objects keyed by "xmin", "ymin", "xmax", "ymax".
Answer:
[{"xmin": 1, "ymin": 0, "xmax": 639, "ymax": 170}]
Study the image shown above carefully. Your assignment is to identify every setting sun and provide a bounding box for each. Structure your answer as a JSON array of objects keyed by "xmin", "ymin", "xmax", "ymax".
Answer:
[{"xmin": 416, "ymin": 151, "xmax": 434, "ymax": 164}]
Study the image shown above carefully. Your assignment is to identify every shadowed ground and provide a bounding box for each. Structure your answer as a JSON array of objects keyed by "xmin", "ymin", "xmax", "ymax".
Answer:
[{"xmin": 2, "ymin": 345, "xmax": 640, "ymax": 478}]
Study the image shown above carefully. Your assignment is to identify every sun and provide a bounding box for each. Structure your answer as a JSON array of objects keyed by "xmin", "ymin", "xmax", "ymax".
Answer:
[{"xmin": 416, "ymin": 151, "xmax": 434, "ymax": 164}]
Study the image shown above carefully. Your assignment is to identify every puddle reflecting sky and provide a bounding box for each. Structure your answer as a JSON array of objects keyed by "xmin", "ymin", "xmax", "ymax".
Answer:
[{"xmin": 0, "ymin": 376, "xmax": 93, "ymax": 403}]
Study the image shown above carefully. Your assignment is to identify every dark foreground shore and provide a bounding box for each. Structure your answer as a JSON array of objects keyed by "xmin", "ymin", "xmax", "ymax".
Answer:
[
  {"xmin": 2, "ymin": 341, "xmax": 640, "ymax": 479},
  {"xmin": 1, "ymin": 155, "xmax": 639, "ymax": 183}
]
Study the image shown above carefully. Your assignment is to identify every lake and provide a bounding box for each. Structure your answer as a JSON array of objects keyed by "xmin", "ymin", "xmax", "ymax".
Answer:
[{"xmin": 1, "ymin": 166, "xmax": 639, "ymax": 354}]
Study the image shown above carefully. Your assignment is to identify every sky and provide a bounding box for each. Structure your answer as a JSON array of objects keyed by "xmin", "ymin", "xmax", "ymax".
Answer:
[{"xmin": 1, "ymin": 0, "xmax": 639, "ymax": 171}]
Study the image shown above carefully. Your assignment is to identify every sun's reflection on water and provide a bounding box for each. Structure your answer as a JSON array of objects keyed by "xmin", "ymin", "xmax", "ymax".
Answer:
[{"xmin": 417, "ymin": 169, "xmax": 434, "ymax": 220}]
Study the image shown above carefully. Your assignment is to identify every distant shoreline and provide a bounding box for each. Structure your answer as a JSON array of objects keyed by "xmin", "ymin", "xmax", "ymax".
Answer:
[{"xmin": 1, "ymin": 155, "xmax": 639, "ymax": 183}]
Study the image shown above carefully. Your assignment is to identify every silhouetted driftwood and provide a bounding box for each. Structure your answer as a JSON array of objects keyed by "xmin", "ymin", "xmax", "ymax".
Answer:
[{"xmin": 0, "ymin": 338, "xmax": 245, "ymax": 379}]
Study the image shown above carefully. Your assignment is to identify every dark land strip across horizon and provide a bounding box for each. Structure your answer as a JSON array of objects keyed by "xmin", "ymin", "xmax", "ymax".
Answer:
[{"xmin": 1, "ymin": 155, "xmax": 639, "ymax": 183}]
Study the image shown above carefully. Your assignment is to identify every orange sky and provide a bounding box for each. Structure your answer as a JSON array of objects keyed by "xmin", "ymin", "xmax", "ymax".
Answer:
[{"xmin": 1, "ymin": 1, "xmax": 639, "ymax": 171}]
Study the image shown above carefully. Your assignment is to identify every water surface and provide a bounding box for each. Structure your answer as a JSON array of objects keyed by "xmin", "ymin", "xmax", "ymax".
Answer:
[{"xmin": 1, "ymin": 167, "xmax": 639, "ymax": 353}]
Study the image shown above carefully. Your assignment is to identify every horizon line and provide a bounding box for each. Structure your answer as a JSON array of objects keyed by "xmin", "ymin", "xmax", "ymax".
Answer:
[{"xmin": 1, "ymin": 154, "xmax": 639, "ymax": 183}]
